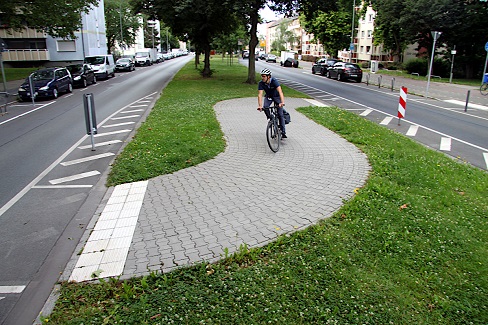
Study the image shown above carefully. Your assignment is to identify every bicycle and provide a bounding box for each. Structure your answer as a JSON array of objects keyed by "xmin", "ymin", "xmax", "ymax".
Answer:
[
  {"xmin": 481, "ymin": 82, "xmax": 488, "ymax": 96},
  {"xmin": 262, "ymin": 103, "xmax": 282, "ymax": 152}
]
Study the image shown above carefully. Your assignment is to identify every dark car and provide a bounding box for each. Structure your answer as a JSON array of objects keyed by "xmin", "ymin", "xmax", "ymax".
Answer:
[
  {"xmin": 18, "ymin": 67, "xmax": 72, "ymax": 101},
  {"xmin": 312, "ymin": 58, "xmax": 342, "ymax": 75},
  {"xmin": 115, "ymin": 58, "xmax": 135, "ymax": 72},
  {"xmin": 67, "ymin": 64, "xmax": 96, "ymax": 88},
  {"xmin": 327, "ymin": 62, "xmax": 363, "ymax": 82},
  {"xmin": 282, "ymin": 57, "xmax": 299, "ymax": 68}
]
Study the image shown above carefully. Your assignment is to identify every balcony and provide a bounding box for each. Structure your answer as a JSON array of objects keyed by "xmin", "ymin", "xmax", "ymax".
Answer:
[
  {"xmin": 2, "ymin": 49, "xmax": 50, "ymax": 61},
  {"xmin": 0, "ymin": 28, "xmax": 47, "ymax": 39}
]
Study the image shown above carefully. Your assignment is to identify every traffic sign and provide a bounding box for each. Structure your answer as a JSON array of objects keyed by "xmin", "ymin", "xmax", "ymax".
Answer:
[{"xmin": 485, "ymin": 42, "xmax": 488, "ymax": 52}]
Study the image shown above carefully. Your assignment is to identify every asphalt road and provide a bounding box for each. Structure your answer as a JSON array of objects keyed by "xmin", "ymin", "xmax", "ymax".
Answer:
[{"xmin": 0, "ymin": 55, "xmax": 191, "ymax": 325}]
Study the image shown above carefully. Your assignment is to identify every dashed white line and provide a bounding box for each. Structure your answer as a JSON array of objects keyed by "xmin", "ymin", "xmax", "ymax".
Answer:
[
  {"xmin": 440, "ymin": 137, "xmax": 452, "ymax": 151},
  {"xmin": 94, "ymin": 130, "xmax": 131, "ymax": 137},
  {"xmin": 111, "ymin": 115, "xmax": 140, "ymax": 120},
  {"xmin": 61, "ymin": 153, "xmax": 115, "ymax": 166},
  {"xmin": 78, "ymin": 140, "xmax": 122, "ymax": 149},
  {"xmin": 406, "ymin": 125, "xmax": 419, "ymax": 136},
  {"xmin": 360, "ymin": 109, "xmax": 373, "ymax": 116},
  {"xmin": 0, "ymin": 286, "xmax": 26, "ymax": 293},
  {"xmin": 33, "ymin": 185, "xmax": 93, "ymax": 189},
  {"xmin": 102, "ymin": 122, "xmax": 135, "ymax": 128},
  {"xmin": 121, "ymin": 109, "xmax": 144, "ymax": 114},
  {"xmin": 380, "ymin": 116, "xmax": 394, "ymax": 125},
  {"xmin": 49, "ymin": 171, "xmax": 101, "ymax": 185}
]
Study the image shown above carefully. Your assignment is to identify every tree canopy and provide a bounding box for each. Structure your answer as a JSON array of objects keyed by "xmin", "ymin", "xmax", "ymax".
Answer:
[
  {"xmin": 104, "ymin": 0, "xmax": 142, "ymax": 54},
  {"xmin": 0, "ymin": 0, "xmax": 99, "ymax": 38}
]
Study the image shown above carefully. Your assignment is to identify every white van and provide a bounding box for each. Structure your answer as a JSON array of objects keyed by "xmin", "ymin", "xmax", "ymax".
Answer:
[{"xmin": 84, "ymin": 55, "xmax": 116, "ymax": 79}]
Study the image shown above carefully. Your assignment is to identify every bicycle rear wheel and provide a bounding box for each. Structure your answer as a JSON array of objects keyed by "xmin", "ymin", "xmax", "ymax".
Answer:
[
  {"xmin": 266, "ymin": 119, "xmax": 281, "ymax": 152},
  {"xmin": 481, "ymin": 83, "xmax": 488, "ymax": 96}
]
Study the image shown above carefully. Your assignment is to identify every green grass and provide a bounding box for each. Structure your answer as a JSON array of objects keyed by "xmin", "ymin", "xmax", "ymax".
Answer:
[
  {"xmin": 46, "ymin": 58, "xmax": 487, "ymax": 324},
  {"xmin": 106, "ymin": 57, "xmax": 305, "ymax": 186},
  {"xmin": 0, "ymin": 67, "xmax": 38, "ymax": 82}
]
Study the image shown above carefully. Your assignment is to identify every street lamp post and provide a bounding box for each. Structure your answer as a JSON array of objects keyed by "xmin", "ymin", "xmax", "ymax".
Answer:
[
  {"xmin": 426, "ymin": 31, "xmax": 442, "ymax": 98},
  {"xmin": 350, "ymin": 0, "xmax": 356, "ymax": 63}
]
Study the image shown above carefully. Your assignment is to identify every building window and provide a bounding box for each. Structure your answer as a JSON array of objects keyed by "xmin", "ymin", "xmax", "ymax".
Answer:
[
  {"xmin": 368, "ymin": 14, "xmax": 374, "ymax": 22},
  {"xmin": 57, "ymin": 40, "xmax": 76, "ymax": 52},
  {"xmin": 361, "ymin": 30, "xmax": 365, "ymax": 38},
  {"xmin": 366, "ymin": 46, "xmax": 371, "ymax": 54},
  {"xmin": 360, "ymin": 46, "xmax": 364, "ymax": 54},
  {"xmin": 367, "ymin": 30, "xmax": 372, "ymax": 38}
]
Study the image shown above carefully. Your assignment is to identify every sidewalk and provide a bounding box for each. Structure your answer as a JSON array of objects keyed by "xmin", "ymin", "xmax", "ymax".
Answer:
[{"xmin": 61, "ymin": 97, "xmax": 371, "ymax": 282}]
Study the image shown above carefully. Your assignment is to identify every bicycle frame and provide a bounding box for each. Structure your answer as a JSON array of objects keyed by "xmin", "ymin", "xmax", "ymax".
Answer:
[{"xmin": 265, "ymin": 104, "xmax": 281, "ymax": 152}]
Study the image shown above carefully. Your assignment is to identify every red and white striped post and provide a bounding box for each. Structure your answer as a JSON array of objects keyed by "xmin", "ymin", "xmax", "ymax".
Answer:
[{"xmin": 397, "ymin": 86, "xmax": 408, "ymax": 125}]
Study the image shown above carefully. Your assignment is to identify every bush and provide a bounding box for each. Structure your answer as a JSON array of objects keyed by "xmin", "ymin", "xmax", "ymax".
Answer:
[{"xmin": 405, "ymin": 58, "xmax": 428, "ymax": 76}]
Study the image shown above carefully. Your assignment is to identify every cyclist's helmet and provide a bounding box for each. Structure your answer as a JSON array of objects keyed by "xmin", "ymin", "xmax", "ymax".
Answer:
[{"xmin": 261, "ymin": 68, "xmax": 271, "ymax": 76}]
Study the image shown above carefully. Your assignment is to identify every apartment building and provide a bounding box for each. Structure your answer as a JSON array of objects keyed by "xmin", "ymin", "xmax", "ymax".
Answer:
[{"xmin": 0, "ymin": 1, "xmax": 108, "ymax": 67}]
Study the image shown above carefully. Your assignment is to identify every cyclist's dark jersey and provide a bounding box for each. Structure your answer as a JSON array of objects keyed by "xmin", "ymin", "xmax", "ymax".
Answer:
[{"xmin": 258, "ymin": 77, "xmax": 280, "ymax": 98}]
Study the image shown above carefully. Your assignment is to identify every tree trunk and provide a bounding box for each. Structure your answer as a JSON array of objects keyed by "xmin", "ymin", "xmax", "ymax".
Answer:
[
  {"xmin": 246, "ymin": 3, "xmax": 260, "ymax": 84},
  {"xmin": 202, "ymin": 44, "xmax": 211, "ymax": 78}
]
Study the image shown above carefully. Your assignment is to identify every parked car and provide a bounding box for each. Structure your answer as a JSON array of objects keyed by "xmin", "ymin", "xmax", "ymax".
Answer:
[
  {"xmin": 84, "ymin": 55, "xmax": 116, "ymax": 79},
  {"xmin": 18, "ymin": 67, "xmax": 72, "ymax": 101},
  {"xmin": 283, "ymin": 57, "xmax": 299, "ymax": 68},
  {"xmin": 312, "ymin": 58, "xmax": 342, "ymax": 75},
  {"xmin": 115, "ymin": 58, "xmax": 135, "ymax": 72},
  {"xmin": 242, "ymin": 50, "xmax": 249, "ymax": 59},
  {"xmin": 266, "ymin": 54, "xmax": 277, "ymax": 63},
  {"xmin": 66, "ymin": 64, "xmax": 96, "ymax": 88},
  {"xmin": 327, "ymin": 62, "xmax": 363, "ymax": 82},
  {"xmin": 259, "ymin": 53, "xmax": 268, "ymax": 60}
]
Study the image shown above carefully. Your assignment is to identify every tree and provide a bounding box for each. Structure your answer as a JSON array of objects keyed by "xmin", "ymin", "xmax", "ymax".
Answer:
[
  {"xmin": 104, "ymin": 0, "xmax": 142, "ymax": 54},
  {"xmin": 307, "ymin": 10, "xmax": 351, "ymax": 57},
  {"xmin": 0, "ymin": 0, "xmax": 99, "ymax": 38},
  {"xmin": 143, "ymin": 19, "xmax": 160, "ymax": 49},
  {"xmin": 131, "ymin": 0, "xmax": 241, "ymax": 77}
]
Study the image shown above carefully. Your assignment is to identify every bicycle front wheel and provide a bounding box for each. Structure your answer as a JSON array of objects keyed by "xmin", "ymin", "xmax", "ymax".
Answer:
[
  {"xmin": 266, "ymin": 119, "xmax": 281, "ymax": 152},
  {"xmin": 481, "ymin": 83, "xmax": 488, "ymax": 96}
]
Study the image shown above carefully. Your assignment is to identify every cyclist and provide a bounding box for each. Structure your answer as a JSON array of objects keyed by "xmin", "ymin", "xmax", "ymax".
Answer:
[{"xmin": 257, "ymin": 68, "xmax": 287, "ymax": 138}]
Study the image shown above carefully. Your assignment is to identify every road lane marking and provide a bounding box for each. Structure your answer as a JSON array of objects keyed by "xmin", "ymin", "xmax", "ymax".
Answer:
[
  {"xmin": 483, "ymin": 153, "xmax": 488, "ymax": 169},
  {"xmin": 0, "ymin": 92, "xmax": 157, "ymax": 218},
  {"xmin": 304, "ymin": 99, "xmax": 327, "ymax": 107},
  {"xmin": 0, "ymin": 286, "xmax": 26, "ymax": 294},
  {"xmin": 49, "ymin": 171, "xmax": 101, "ymax": 185},
  {"xmin": 121, "ymin": 109, "xmax": 144, "ymax": 114},
  {"xmin": 101, "ymin": 122, "xmax": 135, "ymax": 128},
  {"xmin": 33, "ymin": 185, "xmax": 93, "ymax": 189},
  {"xmin": 61, "ymin": 153, "xmax": 115, "ymax": 166},
  {"xmin": 360, "ymin": 109, "xmax": 372, "ymax": 116},
  {"xmin": 78, "ymin": 140, "xmax": 122, "ymax": 149},
  {"xmin": 111, "ymin": 115, "xmax": 140, "ymax": 120},
  {"xmin": 406, "ymin": 125, "xmax": 419, "ymax": 136},
  {"xmin": 0, "ymin": 102, "xmax": 55, "ymax": 126},
  {"xmin": 444, "ymin": 99, "xmax": 488, "ymax": 111},
  {"xmin": 94, "ymin": 130, "xmax": 131, "ymax": 137},
  {"xmin": 440, "ymin": 137, "xmax": 452, "ymax": 151},
  {"xmin": 380, "ymin": 116, "xmax": 393, "ymax": 125}
]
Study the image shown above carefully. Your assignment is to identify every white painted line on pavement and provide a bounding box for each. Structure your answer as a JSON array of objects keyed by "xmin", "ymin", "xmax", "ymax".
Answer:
[
  {"xmin": 102, "ymin": 122, "xmax": 135, "ymax": 128},
  {"xmin": 111, "ymin": 115, "xmax": 140, "ymax": 120},
  {"xmin": 61, "ymin": 153, "xmax": 115, "ymax": 166},
  {"xmin": 360, "ymin": 109, "xmax": 372, "ymax": 116},
  {"xmin": 0, "ymin": 297, "xmax": 4, "ymax": 301},
  {"xmin": 129, "ymin": 104, "xmax": 149, "ymax": 108},
  {"xmin": 0, "ymin": 102, "xmax": 55, "ymax": 126},
  {"xmin": 78, "ymin": 140, "xmax": 122, "ymax": 149},
  {"xmin": 304, "ymin": 98, "xmax": 328, "ymax": 107},
  {"xmin": 380, "ymin": 116, "xmax": 393, "ymax": 125},
  {"xmin": 33, "ymin": 185, "xmax": 93, "ymax": 189},
  {"xmin": 0, "ymin": 286, "xmax": 26, "ymax": 294},
  {"xmin": 121, "ymin": 109, "xmax": 144, "ymax": 114},
  {"xmin": 406, "ymin": 125, "xmax": 419, "ymax": 136},
  {"xmin": 440, "ymin": 137, "xmax": 452, "ymax": 151},
  {"xmin": 94, "ymin": 130, "xmax": 131, "ymax": 137},
  {"xmin": 49, "ymin": 171, "xmax": 100, "ymax": 185},
  {"xmin": 483, "ymin": 153, "xmax": 488, "ymax": 169},
  {"xmin": 444, "ymin": 99, "xmax": 488, "ymax": 111}
]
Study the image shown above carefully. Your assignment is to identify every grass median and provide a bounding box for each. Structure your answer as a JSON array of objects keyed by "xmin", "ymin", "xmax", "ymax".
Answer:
[{"xmin": 47, "ymin": 57, "xmax": 487, "ymax": 324}]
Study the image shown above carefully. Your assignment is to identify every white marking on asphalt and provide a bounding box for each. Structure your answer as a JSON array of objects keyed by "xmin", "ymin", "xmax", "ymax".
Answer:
[
  {"xmin": 0, "ymin": 286, "xmax": 26, "ymax": 294},
  {"xmin": 0, "ymin": 92, "xmax": 157, "ymax": 218},
  {"xmin": 94, "ymin": 130, "xmax": 131, "ymax": 137},
  {"xmin": 360, "ymin": 109, "xmax": 372, "ymax": 116},
  {"xmin": 49, "ymin": 171, "xmax": 100, "ymax": 185},
  {"xmin": 483, "ymin": 153, "xmax": 488, "ymax": 169},
  {"xmin": 121, "ymin": 109, "xmax": 144, "ymax": 114},
  {"xmin": 129, "ymin": 104, "xmax": 149, "ymax": 108},
  {"xmin": 0, "ymin": 102, "xmax": 55, "ymax": 126},
  {"xmin": 61, "ymin": 153, "xmax": 115, "ymax": 166},
  {"xmin": 440, "ymin": 137, "xmax": 452, "ymax": 151},
  {"xmin": 111, "ymin": 115, "xmax": 140, "ymax": 120},
  {"xmin": 380, "ymin": 116, "xmax": 393, "ymax": 125},
  {"xmin": 78, "ymin": 140, "xmax": 122, "ymax": 149},
  {"xmin": 0, "ymin": 297, "xmax": 4, "ymax": 301},
  {"xmin": 406, "ymin": 125, "xmax": 419, "ymax": 136},
  {"xmin": 304, "ymin": 98, "xmax": 328, "ymax": 107},
  {"xmin": 33, "ymin": 185, "xmax": 93, "ymax": 189},
  {"xmin": 102, "ymin": 122, "xmax": 135, "ymax": 128},
  {"xmin": 70, "ymin": 181, "xmax": 149, "ymax": 282},
  {"xmin": 444, "ymin": 99, "xmax": 488, "ymax": 111}
]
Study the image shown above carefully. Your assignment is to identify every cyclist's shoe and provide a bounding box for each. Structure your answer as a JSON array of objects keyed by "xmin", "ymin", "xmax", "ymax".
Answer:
[{"xmin": 281, "ymin": 133, "xmax": 287, "ymax": 139}]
